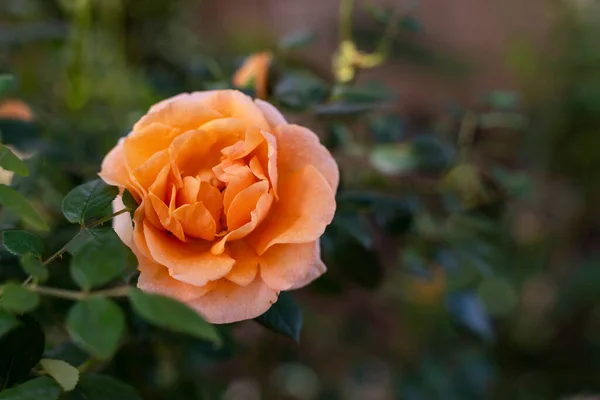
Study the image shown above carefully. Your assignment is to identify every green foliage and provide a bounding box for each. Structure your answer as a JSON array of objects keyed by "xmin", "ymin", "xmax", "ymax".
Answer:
[
  {"xmin": 63, "ymin": 375, "xmax": 142, "ymax": 400},
  {"xmin": 278, "ymin": 30, "xmax": 316, "ymax": 50},
  {"xmin": 0, "ymin": 145, "xmax": 29, "ymax": 177},
  {"xmin": 255, "ymin": 291, "xmax": 303, "ymax": 342},
  {"xmin": 1, "ymin": 283, "xmax": 40, "ymax": 314},
  {"xmin": 66, "ymin": 297, "xmax": 125, "ymax": 360},
  {"xmin": 0, "ymin": 75, "xmax": 16, "ymax": 97},
  {"xmin": 69, "ymin": 228, "xmax": 135, "ymax": 290},
  {"xmin": 39, "ymin": 358, "xmax": 79, "ymax": 392},
  {"xmin": 274, "ymin": 71, "xmax": 327, "ymax": 110},
  {"xmin": 62, "ymin": 180, "xmax": 118, "ymax": 225},
  {"xmin": 0, "ymin": 376, "xmax": 60, "ymax": 400},
  {"xmin": 128, "ymin": 288, "xmax": 221, "ymax": 345},
  {"xmin": 0, "ymin": 185, "xmax": 48, "ymax": 231},
  {"xmin": 0, "ymin": 310, "xmax": 19, "ymax": 338},
  {"xmin": 19, "ymin": 254, "xmax": 48, "ymax": 282},
  {"xmin": 0, "ymin": 316, "xmax": 45, "ymax": 389},
  {"xmin": 2, "ymin": 230, "xmax": 44, "ymax": 258}
]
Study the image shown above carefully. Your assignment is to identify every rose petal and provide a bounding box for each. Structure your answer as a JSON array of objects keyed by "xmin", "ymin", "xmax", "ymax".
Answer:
[
  {"xmin": 259, "ymin": 241, "xmax": 324, "ymax": 291},
  {"xmin": 131, "ymin": 150, "xmax": 170, "ymax": 193},
  {"xmin": 222, "ymin": 166, "xmax": 255, "ymax": 215},
  {"xmin": 124, "ymin": 123, "xmax": 180, "ymax": 172},
  {"xmin": 188, "ymin": 277, "xmax": 278, "ymax": 324},
  {"xmin": 99, "ymin": 139, "xmax": 130, "ymax": 189},
  {"xmin": 143, "ymin": 221, "xmax": 234, "ymax": 286},
  {"xmin": 250, "ymin": 165, "xmax": 335, "ymax": 255},
  {"xmin": 137, "ymin": 254, "xmax": 216, "ymax": 302},
  {"xmin": 255, "ymin": 99, "xmax": 287, "ymax": 128},
  {"xmin": 227, "ymin": 180, "xmax": 270, "ymax": 231},
  {"xmin": 197, "ymin": 90, "xmax": 271, "ymax": 131},
  {"xmin": 134, "ymin": 97, "xmax": 222, "ymax": 133},
  {"xmin": 112, "ymin": 195, "xmax": 133, "ymax": 247},
  {"xmin": 172, "ymin": 202, "xmax": 216, "ymax": 241},
  {"xmin": 224, "ymin": 240, "xmax": 259, "ymax": 287},
  {"xmin": 275, "ymin": 124, "xmax": 339, "ymax": 191},
  {"xmin": 149, "ymin": 193, "xmax": 186, "ymax": 241},
  {"xmin": 211, "ymin": 190, "xmax": 274, "ymax": 255}
]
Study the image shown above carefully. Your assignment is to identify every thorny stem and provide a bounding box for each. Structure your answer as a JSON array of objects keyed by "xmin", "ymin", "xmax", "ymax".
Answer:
[
  {"xmin": 25, "ymin": 284, "xmax": 131, "ymax": 301},
  {"xmin": 41, "ymin": 208, "xmax": 129, "ymax": 267}
]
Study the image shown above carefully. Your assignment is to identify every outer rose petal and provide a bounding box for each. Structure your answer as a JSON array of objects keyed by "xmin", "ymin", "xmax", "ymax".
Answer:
[
  {"xmin": 134, "ymin": 97, "xmax": 222, "ymax": 133},
  {"xmin": 99, "ymin": 139, "xmax": 131, "ymax": 190},
  {"xmin": 197, "ymin": 90, "xmax": 271, "ymax": 131},
  {"xmin": 275, "ymin": 124, "xmax": 339, "ymax": 192},
  {"xmin": 112, "ymin": 195, "xmax": 133, "ymax": 247},
  {"xmin": 250, "ymin": 165, "xmax": 335, "ymax": 255},
  {"xmin": 143, "ymin": 221, "xmax": 234, "ymax": 286},
  {"xmin": 259, "ymin": 241, "xmax": 324, "ymax": 291},
  {"xmin": 188, "ymin": 277, "xmax": 279, "ymax": 324},
  {"xmin": 255, "ymin": 99, "xmax": 287, "ymax": 128}
]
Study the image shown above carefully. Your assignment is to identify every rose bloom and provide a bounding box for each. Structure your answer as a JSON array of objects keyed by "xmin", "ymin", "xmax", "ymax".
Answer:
[
  {"xmin": 232, "ymin": 52, "xmax": 272, "ymax": 100},
  {"xmin": 100, "ymin": 90, "xmax": 338, "ymax": 323},
  {"xmin": 0, "ymin": 99, "xmax": 33, "ymax": 122}
]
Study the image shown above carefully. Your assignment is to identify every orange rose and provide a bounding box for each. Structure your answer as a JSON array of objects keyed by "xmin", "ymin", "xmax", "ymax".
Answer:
[
  {"xmin": 100, "ymin": 90, "xmax": 338, "ymax": 323},
  {"xmin": 232, "ymin": 52, "xmax": 272, "ymax": 100},
  {"xmin": 0, "ymin": 99, "xmax": 33, "ymax": 121}
]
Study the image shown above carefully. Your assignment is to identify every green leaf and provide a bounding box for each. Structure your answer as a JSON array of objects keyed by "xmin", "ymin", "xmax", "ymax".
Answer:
[
  {"xmin": 0, "ymin": 184, "xmax": 48, "ymax": 231},
  {"xmin": 64, "ymin": 375, "xmax": 141, "ymax": 400},
  {"xmin": 0, "ymin": 145, "xmax": 28, "ymax": 176},
  {"xmin": 1, "ymin": 283, "xmax": 39, "ymax": 314},
  {"xmin": 69, "ymin": 227, "xmax": 135, "ymax": 290},
  {"xmin": 121, "ymin": 189, "xmax": 138, "ymax": 212},
  {"xmin": 278, "ymin": 30, "xmax": 316, "ymax": 50},
  {"xmin": 274, "ymin": 71, "xmax": 327, "ymax": 111},
  {"xmin": 2, "ymin": 230, "xmax": 44, "ymax": 258},
  {"xmin": 0, "ymin": 310, "xmax": 19, "ymax": 338},
  {"xmin": 20, "ymin": 254, "xmax": 48, "ymax": 282},
  {"xmin": 0, "ymin": 315, "xmax": 45, "ymax": 388},
  {"xmin": 255, "ymin": 291, "xmax": 303, "ymax": 342},
  {"xmin": 128, "ymin": 288, "xmax": 221, "ymax": 345},
  {"xmin": 39, "ymin": 358, "xmax": 79, "ymax": 392},
  {"xmin": 0, "ymin": 75, "xmax": 16, "ymax": 97},
  {"xmin": 369, "ymin": 144, "xmax": 417, "ymax": 175},
  {"xmin": 66, "ymin": 297, "xmax": 125, "ymax": 360},
  {"xmin": 332, "ymin": 83, "xmax": 396, "ymax": 104},
  {"xmin": 477, "ymin": 277, "xmax": 517, "ymax": 317},
  {"xmin": 0, "ymin": 376, "xmax": 60, "ymax": 400},
  {"xmin": 62, "ymin": 179, "xmax": 118, "ymax": 224}
]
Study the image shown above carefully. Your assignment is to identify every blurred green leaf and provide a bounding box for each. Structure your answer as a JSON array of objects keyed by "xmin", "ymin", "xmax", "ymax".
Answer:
[
  {"xmin": 368, "ymin": 115, "xmax": 404, "ymax": 143},
  {"xmin": 279, "ymin": 30, "xmax": 315, "ymax": 50},
  {"xmin": 411, "ymin": 135, "xmax": 455, "ymax": 174},
  {"xmin": 274, "ymin": 71, "xmax": 327, "ymax": 110},
  {"xmin": 121, "ymin": 189, "xmax": 138, "ymax": 212},
  {"xmin": 0, "ymin": 184, "xmax": 48, "ymax": 231},
  {"xmin": 63, "ymin": 374, "xmax": 142, "ymax": 400},
  {"xmin": 370, "ymin": 144, "xmax": 417, "ymax": 175},
  {"xmin": 314, "ymin": 102, "xmax": 384, "ymax": 115},
  {"xmin": 0, "ymin": 145, "xmax": 28, "ymax": 176},
  {"xmin": 255, "ymin": 291, "xmax": 303, "ymax": 342},
  {"xmin": 0, "ymin": 310, "xmax": 19, "ymax": 338},
  {"xmin": 446, "ymin": 291, "xmax": 493, "ymax": 341},
  {"xmin": 0, "ymin": 75, "xmax": 16, "ymax": 97},
  {"xmin": 128, "ymin": 288, "xmax": 221, "ymax": 345},
  {"xmin": 332, "ymin": 83, "xmax": 396, "ymax": 104},
  {"xmin": 2, "ymin": 230, "xmax": 43, "ymax": 258},
  {"xmin": 0, "ymin": 376, "xmax": 60, "ymax": 400},
  {"xmin": 477, "ymin": 277, "xmax": 517, "ymax": 316},
  {"xmin": 62, "ymin": 179, "xmax": 118, "ymax": 225},
  {"xmin": 0, "ymin": 315, "xmax": 45, "ymax": 388},
  {"xmin": 39, "ymin": 358, "xmax": 79, "ymax": 392},
  {"xmin": 399, "ymin": 16, "xmax": 421, "ymax": 33},
  {"xmin": 1, "ymin": 283, "xmax": 39, "ymax": 314},
  {"xmin": 66, "ymin": 297, "xmax": 125, "ymax": 360},
  {"xmin": 69, "ymin": 228, "xmax": 135, "ymax": 290},
  {"xmin": 20, "ymin": 254, "xmax": 48, "ymax": 283},
  {"xmin": 486, "ymin": 91, "xmax": 520, "ymax": 111}
]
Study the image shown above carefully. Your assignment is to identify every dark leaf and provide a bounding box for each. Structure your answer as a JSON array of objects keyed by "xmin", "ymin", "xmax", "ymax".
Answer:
[
  {"xmin": 0, "ymin": 145, "xmax": 28, "ymax": 176},
  {"xmin": 255, "ymin": 291, "xmax": 303, "ymax": 342},
  {"xmin": 278, "ymin": 30, "xmax": 316, "ymax": 50},
  {"xmin": 0, "ymin": 376, "xmax": 60, "ymax": 400},
  {"xmin": 66, "ymin": 297, "xmax": 125, "ymax": 360},
  {"xmin": 0, "ymin": 184, "xmax": 48, "ymax": 231},
  {"xmin": 20, "ymin": 254, "xmax": 48, "ymax": 282},
  {"xmin": 2, "ymin": 231, "xmax": 43, "ymax": 258},
  {"xmin": 62, "ymin": 374, "xmax": 141, "ymax": 400},
  {"xmin": 61, "ymin": 180, "xmax": 118, "ymax": 224},
  {"xmin": 1, "ymin": 283, "xmax": 39, "ymax": 314},
  {"xmin": 0, "ymin": 310, "xmax": 19, "ymax": 338},
  {"xmin": 0, "ymin": 75, "xmax": 16, "ymax": 97},
  {"xmin": 69, "ymin": 228, "xmax": 135, "ymax": 290},
  {"xmin": 128, "ymin": 288, "xmax": 221, "ymax": 345},
  {"xmin": 274, "ymin": 71, "xmax": 327, "ymax": 110},
  {"xmin": 0, "ymin": 315, "xmax": 45, "ymax": 388}
]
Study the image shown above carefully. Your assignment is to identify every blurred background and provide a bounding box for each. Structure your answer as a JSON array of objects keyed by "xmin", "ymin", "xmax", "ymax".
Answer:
[{"xmin": 2, "ymin": 0, "xmax": 600, "ymax": 398}]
